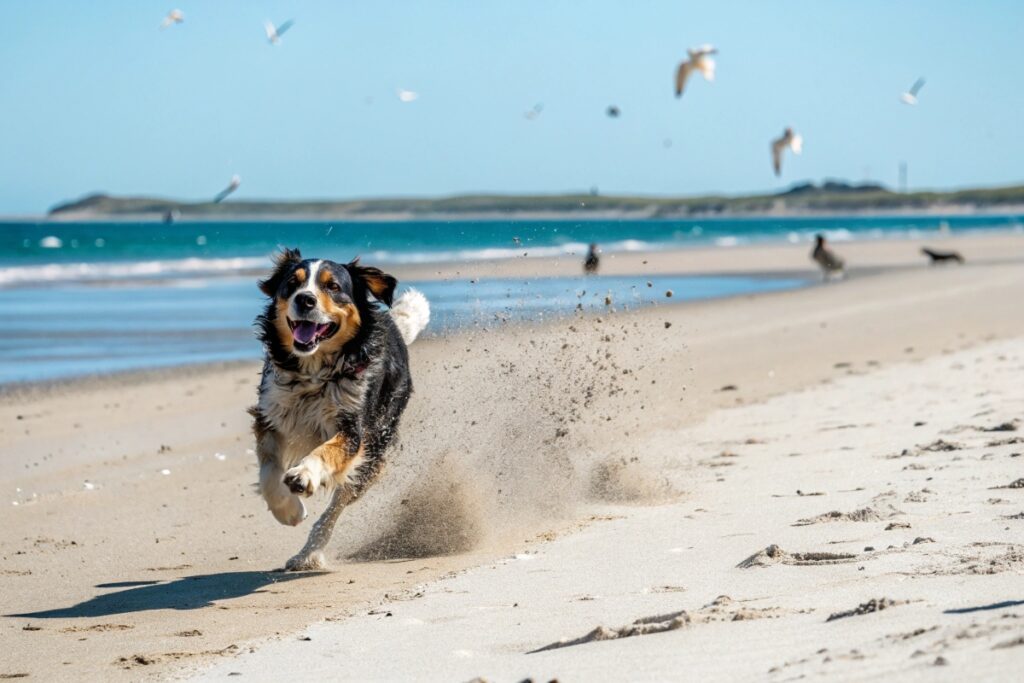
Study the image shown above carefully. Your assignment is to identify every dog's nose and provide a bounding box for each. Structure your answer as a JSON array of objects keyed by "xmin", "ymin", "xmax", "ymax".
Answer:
[{"xmin": 294, "ymin": 292, "xmax": 317, "ymax": 312}]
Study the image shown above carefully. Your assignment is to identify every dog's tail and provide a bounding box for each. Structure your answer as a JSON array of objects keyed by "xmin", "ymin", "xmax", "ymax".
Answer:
[{"xmin": 390, "ymin": 288, "xmax": 430, "ymax": 345}]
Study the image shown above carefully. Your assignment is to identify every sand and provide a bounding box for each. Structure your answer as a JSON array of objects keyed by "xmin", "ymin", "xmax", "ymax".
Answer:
[{"xmin": 1, "ymin": 232, "xmax": 1023, "ymax": 681}]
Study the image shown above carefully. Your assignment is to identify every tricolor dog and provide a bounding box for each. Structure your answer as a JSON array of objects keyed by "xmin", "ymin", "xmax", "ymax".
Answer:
[{"xmin": 250, "ymin": 249, "xmax": 429, "ymax": 570}]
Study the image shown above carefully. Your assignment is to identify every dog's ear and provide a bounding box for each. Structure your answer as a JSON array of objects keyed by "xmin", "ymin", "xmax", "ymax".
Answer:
[
  {"xmin": 259, "ymin": 248, "xmax": 302, "ymax": 297},
  {"xmin": 347, "ymin": 257, "xmax": 397, "ymax": 306}
]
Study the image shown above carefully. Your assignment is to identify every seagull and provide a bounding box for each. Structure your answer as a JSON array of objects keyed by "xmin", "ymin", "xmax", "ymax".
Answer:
[
  {"xmin": 811, "ymin": 234, "xmax": 845, "ymax": 281},
  {"xmin": 396, "ymin": 89, "xmax": 419, "ymax": 103},
  {"xmin": 264, "ymin": 19, "xmax": 294, "ymax": 45},
  {"xmin": 606, "ymin": 105, "xmax": 621, "ymax": 118},
  {"xmin": 771, "ymin": 127, "xmax": 803, "ymax": 176},
  {"xmin": 675, "ymin": 45, "xmax": 717, "ymax": 97},
  {"xmin": 524, "ymin": 103, "xmax": 544, "ymax": 120},
  {"xmin": 900, "ymin": 77, "xmax": 926, "ymax": 105},
  {"xmin": 161, "ymin": 9, "xmax": 184, "ymax": 29},
  {"xmin": 213, "ymin": 175, "xmax": 241, "ymax": 203}
]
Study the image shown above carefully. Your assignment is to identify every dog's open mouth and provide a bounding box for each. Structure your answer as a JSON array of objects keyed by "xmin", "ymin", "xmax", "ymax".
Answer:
[{"xmin": 288, "ymin": 319, "xmax": 338, "ymax": 351}]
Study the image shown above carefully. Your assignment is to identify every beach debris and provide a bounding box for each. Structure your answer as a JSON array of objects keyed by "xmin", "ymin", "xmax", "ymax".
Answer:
[
  {"xmin": 675, "ymin": 45, "xmax": 717, "ymax": 98},
  {"xmin": 161, "ymin": 9, "xmax": 184, "ymax": 29},
  {"xmin": 176, "ymin": 629, "xmax": 202, "ymax": 637},
  {"xmin": 159, "ymin": 469, "xmax": 171, "ymax": 476},
  {"xmin": 529, "ymin": 609, "xmax": 690, "ymax": 653},
  {"xmin": 664, "ymin": 322, "xmax": 672, "ymax": 329},
  {"xmin": 771, "ymin": 127, "xmax": 803, "ymax": 176},
  {"xmin": 919, "ymin": 439, "xmax": 962, "ymax": 452},
  {"xmin": 22, "ymin": 624, "xmax": 41, "ymax": 631},
  {"xmin": 264, "ymin": 19, "xmax": 295, "ymax": 45},
  {"xmin": 83, "ymin": 481, "xmax": 95, "ymax": 490},
  {"xmin": 885, "ymin": 521, "xmax": 911, "ymax": 530},
  {"xmin": 900, "ymin": 77, "xmax": 926, "ymax": 105},
  {"xmin": 523, "ymin": 103, "xmax": 543, "ymax": 120},
  {"xmin": 826, "ymin": 597, "xmax": 903, "ymax": 622},
  {"xmin": 993, "ymin": 478, "xmax": 1024, "ymax": 490},
  {"xmin": 980, "ymin": 420, "xmax": 1019, "ymax": 433},
  {"xmin": 396, "ymin": 89, "xmax": 419, "ymax": 103},
  {"xmin": 606, "ymin": 105, "xmax": 621, "ymax": 118},
  {"xmin": 718, "ymin": 384, "xmax": 738, "ymax": 392},
  {"xmin": 794, "ymin": 506, "xmax": 897, "ymax": 526},
  {"xmin": 737, "ymin": 544, "xmax": 857, "ymax": 568},
  {"xmin": 213, "ymin": 175, "xmax": 241, "ymax": 203},
  {"xmin": 214, "ymin": 452, "xmax": 227, "ymax": 461}
]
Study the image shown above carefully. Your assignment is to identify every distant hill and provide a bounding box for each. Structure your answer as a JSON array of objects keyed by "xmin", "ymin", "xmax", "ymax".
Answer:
[{"xmin": 46, "ymin": 181, "xmax": 1024, "ymax": 221}]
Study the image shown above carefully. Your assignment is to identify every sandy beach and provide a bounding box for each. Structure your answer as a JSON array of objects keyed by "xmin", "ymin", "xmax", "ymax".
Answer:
[{"xmin": 2, "ymin": 234, "xmax": 1024, "ymax": 681}]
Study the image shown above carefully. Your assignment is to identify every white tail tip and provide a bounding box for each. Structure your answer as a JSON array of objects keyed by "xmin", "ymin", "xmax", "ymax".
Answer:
[{"xmin": 390, "ymin": 288, "xmax": 430, "ymax": 345}]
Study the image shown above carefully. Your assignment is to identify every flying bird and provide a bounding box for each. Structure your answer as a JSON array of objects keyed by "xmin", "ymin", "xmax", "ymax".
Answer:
[
  {"xmin": 264, "ymin": 19, "xmax": 295, "ymax": 45},
  {"xmin": 161, "ymin": 9, "xmax": 184, "ymax": 29},
  {"xmin": 606, "ymin": 105, "xmax": 621, "ymax": 118},
  {"xmin": 771, "ymin": 127, "xmax": 803, "ymax": 176},
  {"xmin": 396, "ymin": 89, "xmax": 419, "ymax": 103},
  {"xmin": 900, "ymin": 77, "xmax": 926, "ymax": 105},
  {"xmin": 524, "ymin": 103, "xmax": 544, "ymax": 120},
  {"xmin": 675, "ymin": 45, "xmax": 717, "ymax": 97},
  {"xmin": 213, "ymin": 175, "xmax": 241, "ymax": 203}
]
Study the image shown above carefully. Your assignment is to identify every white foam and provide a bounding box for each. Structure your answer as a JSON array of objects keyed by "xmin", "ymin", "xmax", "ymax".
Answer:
[{"xmin": 0, "ymin": 256, "xmax": 267, "ymax": 287}]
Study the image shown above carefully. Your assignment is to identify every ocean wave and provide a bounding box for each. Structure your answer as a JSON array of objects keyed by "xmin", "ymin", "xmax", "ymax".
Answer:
[
  {"xmin": 0, "ymin": 256, "xmax": 269, "ymax": 287},
  {"xmin": 365, "ymin": 239, "xmax": 663, "ymax": 264}
]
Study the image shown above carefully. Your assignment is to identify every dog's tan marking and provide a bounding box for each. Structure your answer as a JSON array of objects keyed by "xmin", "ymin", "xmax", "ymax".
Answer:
[
  {"xmin": 293, "ymin": 267, "xmax": 307, "ymax": 284},
  {"xmin": 273, "ymin": 299, "xmax": 295, "ymax": 354},
  {"xmin": 284, "ymin": 434, "xmax": 365, "ymax": 497},
  {"xmin": 316, "ymin": 300, "xmax": 361, "ymax": 355}
]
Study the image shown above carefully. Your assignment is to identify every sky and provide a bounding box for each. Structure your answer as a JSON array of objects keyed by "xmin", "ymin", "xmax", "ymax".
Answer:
[{"xmin": 1, "ymin": 0, "xmax": 1022, "ymax": 214}]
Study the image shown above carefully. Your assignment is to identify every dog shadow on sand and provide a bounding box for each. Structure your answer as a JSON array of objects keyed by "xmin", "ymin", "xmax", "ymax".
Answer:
[{"xmin": 8, "ymin": 571, "xmax": 313, "ymax": 619}]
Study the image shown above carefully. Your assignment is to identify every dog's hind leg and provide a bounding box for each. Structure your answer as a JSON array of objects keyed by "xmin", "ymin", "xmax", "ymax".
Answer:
[{"xmin": 285, "ymin": 487, "xmax": 356, "ymax": 571}]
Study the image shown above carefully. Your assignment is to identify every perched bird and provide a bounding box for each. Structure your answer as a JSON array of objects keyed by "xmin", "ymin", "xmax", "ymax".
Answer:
[
  {"xmin": 584, "ymin": 243, "xmax": 601, "ymax": 275},
  {"xmin": 213, "ymin": 175, "xmax": 241, "ymax": 203},
  {"xmin": 396, "ymin": 89, "xmax": 419, "ymax": 103},
  {"xmin": 675, "ymin": 45, "xmax": 717, "ymax": 97},
  {"xmin": 264, "ymin": 19, "xmax": 295, "ymax": 45},
  {"xmin": 811, "ymin": 234, "xmax": 845, "ymax": 281},
  {"xmin": 524, "ymin": 103, "xmax": 544, "ymax": 120},
  {"xmin": 900, "ymin": 77, "xmax": 926, "ymax": 105},
  {"xmin": 921, "ymin": 247, "xmax": 964, "ymax": 265},
  {"xmin": 606, "ymin": 105, "xmax": 621, "ymax": 118},
  {"xmin": 161, "ymin": 9, "xmax": 184, "ymax": 29},
  {"xmin": 771, "ymin": 127, "xmax": 803, "ymax": 176}
]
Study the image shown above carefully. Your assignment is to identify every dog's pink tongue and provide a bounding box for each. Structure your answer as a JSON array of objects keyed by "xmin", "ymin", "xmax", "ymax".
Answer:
[{"xmin": 292, "ymin": 321, "xmax": 319, "ymax": 344}]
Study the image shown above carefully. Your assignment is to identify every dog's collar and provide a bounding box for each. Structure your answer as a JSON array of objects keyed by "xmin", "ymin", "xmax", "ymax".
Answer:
[{"xmin": 339, "ymin": 350, "xmax": 370, "ymax": 380}]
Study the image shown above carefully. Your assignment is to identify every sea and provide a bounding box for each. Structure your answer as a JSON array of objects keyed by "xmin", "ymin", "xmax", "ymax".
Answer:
[{"xmin": 1, "ymin": 215, "xmax": 1021, "ymax": 385}]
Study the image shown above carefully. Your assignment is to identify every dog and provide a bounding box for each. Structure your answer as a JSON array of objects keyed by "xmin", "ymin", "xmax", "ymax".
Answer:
[
  {"xmin": 249, "ymin": 249, "xmax": 429, "ymax": 570},
  {"xmin": 921, "ymin": 247, "xmax": 964, "ymax": 265},
  {"xmin": 811, "ymin": 234, "xmax": 845, "ymax": 281}
]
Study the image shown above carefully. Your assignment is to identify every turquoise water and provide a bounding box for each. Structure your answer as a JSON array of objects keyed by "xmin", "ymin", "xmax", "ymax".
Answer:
[{"xmin": 0, "ymin": 215, "xmax": 1020, "ymax": 384}]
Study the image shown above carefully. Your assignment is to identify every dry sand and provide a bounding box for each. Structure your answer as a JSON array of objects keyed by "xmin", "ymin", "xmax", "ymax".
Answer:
[{"xmin": 1, "ymin": 233, "xmax": 1023, "ymax": 680}]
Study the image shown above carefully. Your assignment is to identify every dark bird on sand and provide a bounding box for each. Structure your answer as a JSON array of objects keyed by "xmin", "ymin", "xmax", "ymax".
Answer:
[
  {"xmin": 584, "ymin": 243, "xmax": 600, "ymax": 274},
  {"xmin": 811, "ymin": 234, "xmax": 845, "ymax": 281},
  {"xmin": 921, "ymin": 247, "xmax": 964, "ymax": 265}
]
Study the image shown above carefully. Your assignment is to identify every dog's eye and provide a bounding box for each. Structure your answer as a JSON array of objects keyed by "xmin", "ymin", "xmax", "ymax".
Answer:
[{"xmin": 324, "ymin": 282, "xmax": 341, "ymax": 293}]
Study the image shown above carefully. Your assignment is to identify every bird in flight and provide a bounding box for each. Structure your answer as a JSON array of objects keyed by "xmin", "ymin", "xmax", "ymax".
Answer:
[
  {"xmin": 396, "ymin": 89, "xmax": 419, "ymax": 103},
  {"xmin": 524, "ymin": 103, "xmax": 544, "ymax": 120},
  {"xmin": 675, "ymin": 45, "xmax": 717, "ymax": 97},
  {"xmin": 606, "ymin": 105, "xmax": 621, "ymax": 118},
  {"xmin": 213, "ymin": 175, "xmax": 241, "ymax": 203},
  {"xmin": 161, "ymin": 9, "xmax": 184, "ymax": 29},
  {"xmin": 900, "ymin": 78, "xmax": 926, "ymax": 105},
  {"xmin": 264, "ymin": 19, "xmax": 295, "ymax": 45},
  {"xmin": 771, "ymin": 127, "xmax": 803, "ymax": 176}
]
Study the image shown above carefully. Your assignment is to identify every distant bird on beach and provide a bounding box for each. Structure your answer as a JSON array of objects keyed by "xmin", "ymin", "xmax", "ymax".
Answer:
[
  {"xmin": 584, "ymin": 243, "xmax": 601, "ymax": 275},
  {"xmin": 811, "ymin": 234, "xmax": 845, "ymax": 281},
  {"xmin": 264, "ymin": 19, "xmax": 294, "ymax": 45},
  {"xmin": 213, "ymin": 175, "xmax": 241, "ymax": 203},
  {"xmin": 396, "ymin": 89, "xmax": 419, "ymax": 103},
  {"xmin": 524, "ymin": 103, "xmax": 544, "ymax": 120},
  {"xmin": 771, "ymin": 127, "xmax": 803, "ymax": 176},
  {"xmin": 900, "ymin": 78, "xmax": 926, "ymax": 105},
  {"xmin": 921, "ymin": 247, "xmax": 964, "ymax": 265},
  {"xmin": 675, "ymin": 45, "xmax": 717, "ymax": 98},
  {"xmin": 161, "ymin": 9, "xmax": 184, "ymax": 29},
  {"xmin": 606, "ymin": 105, "xmax": 621, "ymax": 118}
]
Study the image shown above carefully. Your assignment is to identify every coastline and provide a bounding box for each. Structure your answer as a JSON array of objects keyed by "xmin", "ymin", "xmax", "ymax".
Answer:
[{"xmin": 2, "ymin": 240, "xmax": 1024, "ymax": 679}]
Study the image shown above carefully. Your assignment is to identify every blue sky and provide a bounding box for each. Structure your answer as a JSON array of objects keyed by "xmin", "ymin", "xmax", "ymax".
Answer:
[{"xmin": 1, "ymin": 1, "xmax": 1022, "ymax": 214}]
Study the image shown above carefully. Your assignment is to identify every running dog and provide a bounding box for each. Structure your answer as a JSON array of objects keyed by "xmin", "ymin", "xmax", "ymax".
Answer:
[{"xmin": 250, "ymin": 249, "xmax": 429, "ymax": 570}]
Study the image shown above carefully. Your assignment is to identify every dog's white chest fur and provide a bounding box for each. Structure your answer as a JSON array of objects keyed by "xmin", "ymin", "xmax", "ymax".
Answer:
[{"xmin": 259, "ymin": 369, "xmax": 364, "ymax": 465}]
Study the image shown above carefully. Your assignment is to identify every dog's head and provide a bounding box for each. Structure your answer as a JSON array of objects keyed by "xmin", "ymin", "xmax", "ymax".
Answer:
[{"xmin": 258, "ymin": 248, "xmax": 396, "ymax": 357}]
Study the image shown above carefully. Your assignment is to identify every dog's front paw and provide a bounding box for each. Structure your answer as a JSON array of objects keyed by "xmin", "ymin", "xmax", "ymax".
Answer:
[
  {"xmin": 284, "ymin": 551, "xmax": 327, "ymax": 572},
  {"xmin": 283, "ymin": 462, "xmax": 322, "ymax": 497},
  {"xmin": 269, "ymin": 495, "xmax": 307, "ymax": 526}
]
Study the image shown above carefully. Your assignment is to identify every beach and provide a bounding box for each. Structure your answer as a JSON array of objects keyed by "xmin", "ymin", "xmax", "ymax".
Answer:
[{"xmin": 2, "ymin": 233, "xmax": 1024, "ymax": 680}]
